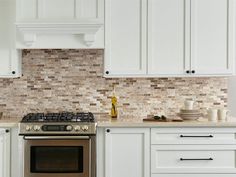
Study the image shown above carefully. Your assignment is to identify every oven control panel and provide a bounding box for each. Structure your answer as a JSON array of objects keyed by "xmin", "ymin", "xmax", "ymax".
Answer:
[
  {"xmin": 20, "ymin": 123, "xmax": 96, "ymax": 135},
  {"xmin": 41, "ymin": 125, "xmax": 73, "ymax": 132}
]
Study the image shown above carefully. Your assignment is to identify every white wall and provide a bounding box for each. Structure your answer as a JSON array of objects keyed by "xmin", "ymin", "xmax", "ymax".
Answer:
[
  {"xmin": 228, "ymin": 77, "xmax": 236, "ymax": 116},
  {"xmin": 228, "ymin": 58, "xmax": 236, "ymax": 117}
]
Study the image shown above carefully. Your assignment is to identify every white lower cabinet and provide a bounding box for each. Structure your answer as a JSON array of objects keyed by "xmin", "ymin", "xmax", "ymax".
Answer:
[
  {"xmin": 151, "ymin": 128, "xmax": 236, "ymax": 177},
  {"xmin": 152, "ymin": 175, "xmax": 236, "ymax": 177},
  {"xmin": 97, "ymin": 127, "xmax": 236, "ymax": 177},
  {"xmin": 102, "ymin": 128, "xmax": 150, "ymax": 177},
  {"xmin": 0, "ymin": 128, "xmax": 10, "ymax": 177},
  {"xmin": 151, "ymin": 145, "xmax": 236, "ymax": 173}
]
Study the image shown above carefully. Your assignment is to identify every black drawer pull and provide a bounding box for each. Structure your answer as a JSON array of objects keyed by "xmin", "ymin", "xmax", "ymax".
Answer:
[
  {"xmin": 180, "ymin": 158, "xmax": 213, "ymax": 161},
  {"xmin": 180, "ymin": 135, "xmax": 213, "ymax": 138}
]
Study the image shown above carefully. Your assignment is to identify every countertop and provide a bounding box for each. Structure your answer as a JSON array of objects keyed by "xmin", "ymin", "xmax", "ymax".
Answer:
[
  {"xmin": 96, "ymin": 114, "xmax": 236, "ymax": 128},
  {"xmin": 1, "ymin": 114, "xmax": 236, "ymax": 128},
  {"xmin": 0, "ymin": 118, "xmax": 19, "ymax": 128}
]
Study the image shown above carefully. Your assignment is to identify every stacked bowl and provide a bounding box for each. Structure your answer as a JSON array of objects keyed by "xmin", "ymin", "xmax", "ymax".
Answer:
[{"xmin": 178, "ymin": 109, "xmax": 202, "ymax": 120}]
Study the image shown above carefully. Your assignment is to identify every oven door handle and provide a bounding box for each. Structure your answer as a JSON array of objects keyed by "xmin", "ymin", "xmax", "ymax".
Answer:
[{"xmin": 23, "ymin": 136, "xmax": 90, "ymax": 140}]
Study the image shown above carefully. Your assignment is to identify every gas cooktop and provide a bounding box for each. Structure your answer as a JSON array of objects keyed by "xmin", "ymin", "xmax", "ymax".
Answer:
[
  {"xmin": 19, "ymin": 112, "xmax": 96, "ymax": 135},
  {"xmin": 21, "ymin": 112, "xmax": 95, "ymax": 123}
]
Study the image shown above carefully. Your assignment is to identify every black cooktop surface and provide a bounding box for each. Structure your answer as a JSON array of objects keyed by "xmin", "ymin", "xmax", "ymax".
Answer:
[{"xmin": 21, "ymin": 112, "xmax": 95, "ymax": 123}]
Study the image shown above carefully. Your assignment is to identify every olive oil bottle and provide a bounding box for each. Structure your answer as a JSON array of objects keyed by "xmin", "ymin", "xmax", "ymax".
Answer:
[{"xmin": 111, "ymin": 85, "xmax": 118, "ymax": 118}]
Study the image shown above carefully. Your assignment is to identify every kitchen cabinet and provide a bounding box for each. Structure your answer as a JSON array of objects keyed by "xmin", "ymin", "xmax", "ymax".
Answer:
[
  {"xmin": 97, "ymin": 127, "xmax": 236, "ymax": 177},
  {"xmin": 151, "ymin": 128, "xmax": 236, "ymax": 175},
  {"xmin": 11, "ymin": 127, "xmax": 22, "ymax": 177},
  {"xmin": 148, "ymin": 0, "xmax": 186, "ymax": 76},
  {"xmin": 0, "ymin": 128, "xmax": 10, "ymax": 177},
  {"xmin": 97, "ymin": 128, "xmax": 150, "ymax": 177},
  {"xmin": 0, "ymin": 51, "xmax": 21, "ymax": 78},
  {"xmin": 15, "ymin": 0, "xmax": 105, "ymax": 48},
  {"xmin": 0, "ymin": 0, "xmax": 21, "ymax": 78},
  {"xmin": 105, "ymin": 0, "xmax": 236, "ymax": 77},
  {"xmin": 152, "ymin": 175, "xmax": 236, "ymax": 177},
  {"xmin": 190, "ymin": 0, "xmax": 234, "ymax": 75},
  {"xmin": 104, "ymin": 0, "xmax": 147, "ymax": 76}
]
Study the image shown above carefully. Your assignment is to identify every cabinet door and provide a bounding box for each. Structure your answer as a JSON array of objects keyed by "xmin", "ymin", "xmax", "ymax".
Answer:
[
  {"xmin": 105, "ymin": 128, "xmax": 150, "ymax": 177},
  {"xmin": 104, "ymin": 0, "xmax": 147, "ymax": 76},
  {"xmin": 151, "ymin": 145, "xmax": 236, "ymax": 173},
  {"xmin": 191, "ymin": 0, "xmax": 235, "ymax": 75},
  {"xmin": 0, "ymin": 129, "xmax": 10, "ymax": 177},
  {"xmin": 0, "ymin": 0, "xmax": 21, "ymax": 78},
  {"xmin": 148, "ymin": 0, "xmax": 187, "ymax": 76},
  {"xmin": 0, "ymin": 50, "xmax": 21, "ymax": 77}
]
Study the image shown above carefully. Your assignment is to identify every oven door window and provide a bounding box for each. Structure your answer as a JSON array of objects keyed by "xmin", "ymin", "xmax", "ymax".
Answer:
[{"xmin": 30, "ymin": 146, "xmax": 83, "ymax": 173}]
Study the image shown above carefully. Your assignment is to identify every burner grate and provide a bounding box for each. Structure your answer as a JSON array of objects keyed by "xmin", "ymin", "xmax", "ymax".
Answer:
[{"xmin": 21, "ymin": 112, "xmax": 95, "ymax": 123}]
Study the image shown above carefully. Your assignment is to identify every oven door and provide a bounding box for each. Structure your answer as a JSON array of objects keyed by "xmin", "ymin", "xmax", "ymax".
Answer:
[{"xmin": 23, "ymin": 136, "xmax": 91, "ymax": 177}]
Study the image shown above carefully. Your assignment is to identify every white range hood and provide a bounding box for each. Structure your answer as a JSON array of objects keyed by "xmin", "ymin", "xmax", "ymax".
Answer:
[{"xmin": 15, "ymin": 0, "xmax": 105, "ymax": 49}]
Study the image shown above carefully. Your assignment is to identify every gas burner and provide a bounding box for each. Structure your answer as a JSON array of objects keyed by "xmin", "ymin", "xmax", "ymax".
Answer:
[{"xmin": 21, "ymin": 112, "xmax": 95, "ymax": 123}]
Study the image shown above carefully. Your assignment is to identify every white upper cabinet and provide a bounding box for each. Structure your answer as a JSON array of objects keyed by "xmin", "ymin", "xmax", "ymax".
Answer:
[
  {"xmin": 0, "ymin": 0, "xmax": 21, "ymax": 78},
  {"xmin": 148, "ymin": 0, "xmax": 235, "ymax": 77},
  {"xmin": 15, "ymin": 0, "xmax": 105, "ymax": 48},
  {"xmin": 148, "ymin": 0, "xmax": 187, "ymax": 76},
  {"xmin": 105, "ymin": 0, "xmax": 235, "ymax": 77},
  {"xmin": 190, "ymin": 0, "xmax": 235, "ymax": 75},
  {"xmin": 0, "ymin": 50, "xmax": 21, "ymax": 78},
  {"xmin": 104, "ymin": 0, "xmax": 147, "ymax": 76}
]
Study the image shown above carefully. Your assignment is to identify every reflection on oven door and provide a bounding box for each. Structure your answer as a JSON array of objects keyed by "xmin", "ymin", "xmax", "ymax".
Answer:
[{"xmin": 24, "ymin": 139, "xmax": 90, "ymax": 177}]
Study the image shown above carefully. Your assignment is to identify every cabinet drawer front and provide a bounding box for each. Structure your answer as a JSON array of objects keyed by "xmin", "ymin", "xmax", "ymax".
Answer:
[
  {"xmin": 151, "ymin": 145, "xmax": 236, "ymax": 173},
  {"xmin": 151, "ymin": 128, "xmax": 236, "ymax": 144},
  {"xmin": 152, "ymin": 174, "xmax": 236, "ymax": 177}
]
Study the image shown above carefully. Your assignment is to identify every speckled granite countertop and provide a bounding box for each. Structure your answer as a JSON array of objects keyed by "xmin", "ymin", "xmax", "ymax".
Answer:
[{"xmin": 96, "ymin": 114, "xmax": 236, "ymax": 128}]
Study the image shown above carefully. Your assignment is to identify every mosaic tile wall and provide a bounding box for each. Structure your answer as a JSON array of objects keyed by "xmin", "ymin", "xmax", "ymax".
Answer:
[{"xmin": 0, "ymin": 49, "xmax": 228, "ymax": 119}]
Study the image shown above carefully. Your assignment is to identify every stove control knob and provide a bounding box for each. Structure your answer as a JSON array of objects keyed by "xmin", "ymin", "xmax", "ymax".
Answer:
[
  {"xmin": 66, "ymin": 125, "xmax": 73, "ymax": 131},
  {"xmin": 33, "ymin": 125, "xmax": 41, "ymax": 131},
  {"xmin": 25, "ymin": 126, "xmax": 32, "ymax": 131},
  {"xmin": 74, "ymin": 126, "xmax": 81, "ymax": 131},
  {"xmin": 82, "ymin": 125, "xmax": 89, "ymax": 131}
]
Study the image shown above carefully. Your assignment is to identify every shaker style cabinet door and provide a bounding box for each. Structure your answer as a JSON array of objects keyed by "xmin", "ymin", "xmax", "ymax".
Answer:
[
  {"xmin": 190, "ymin": 0, "xmax": 235, "ymax": 75},
  {"xmin": 104, "ymin": 0, "xmax": 147, "ymax": 76},
  {"xmin": 0, "ymin": 129, "xmax": 10, "ymax": 177},
  {"xmin": 0, "ymin": 0, "xmax": 21, "ymax": 78},
  {"xmin": 105, "ymin": 128, "xmax": 150, "ymax": 177},
  {"xmin": 0, "ymin": 51, "xmax": 21, "ymax": 78},
  {"xmin": 148, "ymin": 0, "xmax": 188, "ymax": 76}
]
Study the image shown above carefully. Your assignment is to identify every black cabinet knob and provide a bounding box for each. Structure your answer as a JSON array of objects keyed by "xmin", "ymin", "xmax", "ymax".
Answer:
[
  {"xmin": 106, "ymin": 129, "xmax": 110, "ymax": 133},
  {"xmin": 12, "ymin": 71, "xmax": 16, "ymax": 74},
  {"xmin": 105, "ymin": 71, "xmax": 109, "ymax": 75},
  {"xmin": 5, "ymin": 129, "xmax": 9, "ymax": 133},
  {"xmin": 186, "ymin": 70, "xmax": 190, "ymax": 74},
  {"xmin": 192, "ymin": 70, "xmax": 195, "ymax": 74}
]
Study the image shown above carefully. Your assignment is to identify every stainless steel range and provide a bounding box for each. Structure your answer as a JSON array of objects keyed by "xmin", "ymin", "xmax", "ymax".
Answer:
[{"xmin": 19, "ymin": 112, "xmax": 96, "ymax": 177}]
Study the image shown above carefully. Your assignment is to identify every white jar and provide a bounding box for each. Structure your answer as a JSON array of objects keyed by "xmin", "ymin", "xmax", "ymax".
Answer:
[
  {"xmin": 218, "ymin": 109, "xmax": 229, "ymax": 121},
  {"xmin": 184, "ymin": 100, "xmax": 194, "ymax": 110},
  {"xmin": 207, "ymin": 109, "xmax": 218, "ymax": 122}
]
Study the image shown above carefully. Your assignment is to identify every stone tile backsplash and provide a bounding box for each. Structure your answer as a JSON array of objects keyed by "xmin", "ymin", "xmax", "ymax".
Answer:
[{"xmin": 0, "ymin": 49, "xmax": 228, "ymax": 119}]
